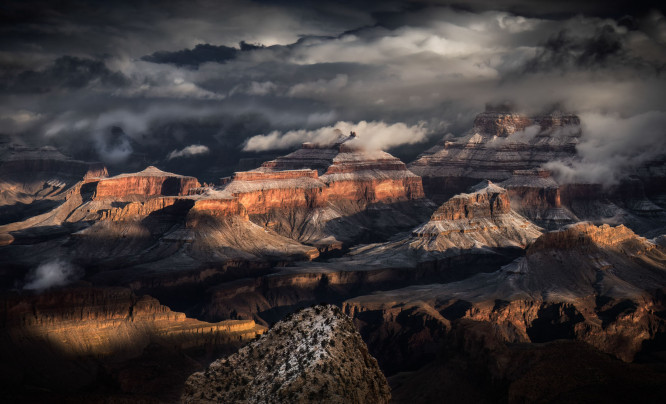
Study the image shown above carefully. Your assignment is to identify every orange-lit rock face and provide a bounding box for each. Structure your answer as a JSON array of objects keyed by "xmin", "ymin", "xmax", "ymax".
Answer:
[
  {"xmin": 99, "ymin": 197, "xmax": 184, "ymax": 221},
  {"xmin": 2, "ymin": 287, "xmax": 265, "ymax": 358},
  {"xmin": 221, "ymin": 169, "xmax": 325, "ymax": 215},
  {"xmin": 529, "ymin": 222, "xmax": 640, "ymax": 252},
  {"xmin": 222, "ymin": 147, "xmax": 425, "ymax": 215},
  {"xmin": 92, "ymin": 166, "xmax": 200, "ymax": 200},
  {"xmin": 188, "ymin": 198, "xmax": 247, "ymax": 221}
]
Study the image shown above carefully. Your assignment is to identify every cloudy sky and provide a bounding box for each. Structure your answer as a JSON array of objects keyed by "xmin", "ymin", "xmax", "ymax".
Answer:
[{"xmin": 1, "ymin": 0, "xmax": 665, "ymax": 180}]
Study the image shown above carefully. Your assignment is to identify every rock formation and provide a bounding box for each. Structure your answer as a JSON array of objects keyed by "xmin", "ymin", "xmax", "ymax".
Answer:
[
  {"xmin": 1, "ymin": 287, "xmax": 265, "ymax": 401},
  {"xmin": 344, "ymin": 222, "xmax": 666, "ymax": 366},
  {"xmin": 409, "ymin": 111, "xmax": 581, "ymax": 202},
  {"xmin": 0, "ymin": 142, "xmax": 107, "ymax": 224},
  {"xmin": 90, "ymin": 165, "xmax": 200, "ymax": 199},
  {"xmin": 201, "ymin": 182, "xmax": 541, "ymax": 324},
  {"xmin": 340, "ymin": 181, "xmax": 542, "ymax": 268},
  {"xmin": 183, "ymin": 304, "xmax": 390, "ymax": 403},
  {"xmin": 214, "ymin": 134, "xmax": 430, "ymax": 248},
  {"xmin": 499, "ymin": 169, "xmax": 577, "ymax": 229}
]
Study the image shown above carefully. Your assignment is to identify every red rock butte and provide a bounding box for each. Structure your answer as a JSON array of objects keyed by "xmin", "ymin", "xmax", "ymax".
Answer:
[{"xmin": 89, "ymin": 166, "xmax": 201, "ymax": 200}]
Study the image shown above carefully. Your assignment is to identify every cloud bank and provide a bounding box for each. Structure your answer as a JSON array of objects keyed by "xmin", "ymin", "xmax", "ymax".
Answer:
[
  {"xmin": 0, "ymin": 1, "xmax": 664, "ymax": 181},
  {"xmin": 243, "ymin": 121, "xmax": 428, "ymax": 151}
]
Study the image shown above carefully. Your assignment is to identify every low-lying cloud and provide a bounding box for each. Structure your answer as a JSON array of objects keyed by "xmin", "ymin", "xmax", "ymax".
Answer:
[
  {"xmin": 544, "ymin": 111, "xmax": 666, "ymax": 185},
  {"xmin": 23, "ymin": 260, "xmax": 82, "ymax": 291},
  {"xmin": 243, "ymin": 121, "xmax": 428, "ymax": 151},
  {"xmin": 167, "ymin": 144, "xmax": 210, "ymax": 159}
]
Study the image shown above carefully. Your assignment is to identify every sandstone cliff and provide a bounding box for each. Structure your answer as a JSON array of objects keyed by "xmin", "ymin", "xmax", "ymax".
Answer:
[
  {"xmin": 216, "ymin": 136, "xmax": 430, "ymax": 247},
  {"xmin": 90, "ymin": 165, "xmax": 200, "ymax": 199},
  {"xmin": 183, "ymin": 304, "xmax": 390, "ymax": 403},
  {"xmin": 0, "ymin": 287, "xmax": 265, "ymax": 401},
  {"xmin": 340, "ymin": 181, "xmax": 542, "ymax": 268}
]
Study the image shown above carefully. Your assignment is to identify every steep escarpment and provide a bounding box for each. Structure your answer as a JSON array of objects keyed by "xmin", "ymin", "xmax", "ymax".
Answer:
[
  {"xmin": 344, "ymin": 222, "xmax": 666, "ymax": 369},
  {"xmin": 1, "ymin": 287, "xmax": 265, "ymax": 401},
  {"xmin": 410, "ymin": 110, "xmax": 581, "ymax": 202},
  {"xmin": 499, "ymin": 169, "xmax": 577, "ymax": 229},
  {"xmin": 90, "ymin": 165, "xmax": 200, "ymax": 199},
  {"xmin": 183, "ymin": 304, "xmax": 390, "ymax": 404}
]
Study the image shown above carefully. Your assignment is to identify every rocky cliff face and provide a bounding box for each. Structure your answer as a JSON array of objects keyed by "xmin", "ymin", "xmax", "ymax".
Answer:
[
  {"xmin": 183, "ymin": 304, "xmax": 390, "ymax": 404},
  {"xmin": 499, "ymin": 169, "xmax": 577, "ymax": 229},
  {"xmin": 90, "ymin": 165, "xmax": 200, "ymax": 199},
  {"xmin": 1, "ymin": 286, "xmax": 265, "ymax": 401},
  {"xmin": 409, "ymin": 111, "xmax": 581, "ymax": 202},
  {"xmin": 342, "ymin": 181, "xmax": 542, "ymax": 269},
  {"xmin": 344, "ymin": 222, "xmax": 666, "ymax": 368},
  {"xmin": 214, "ymin": 137, "xmax": 430, "ymax": 247}
]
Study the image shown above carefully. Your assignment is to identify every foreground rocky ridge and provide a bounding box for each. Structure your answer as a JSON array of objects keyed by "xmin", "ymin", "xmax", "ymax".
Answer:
[{"xmin": 183, "ymin": 304, "xmax": 390, "ymax": 404}]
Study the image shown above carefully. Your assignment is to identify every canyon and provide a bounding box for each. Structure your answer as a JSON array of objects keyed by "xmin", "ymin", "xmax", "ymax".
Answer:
[{"xmin": 1, "ymin": 112, "xmax": 666, "ymax": 402}]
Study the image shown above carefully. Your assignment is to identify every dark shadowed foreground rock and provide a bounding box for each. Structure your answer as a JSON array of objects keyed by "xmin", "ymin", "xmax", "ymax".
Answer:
[{"xmin": 182, "ymin": 304, "xmax": 390, "ymax": 403}]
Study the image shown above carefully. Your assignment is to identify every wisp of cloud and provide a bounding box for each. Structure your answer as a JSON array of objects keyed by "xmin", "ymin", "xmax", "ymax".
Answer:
[{"xmin": 23, "ymin": 260, "xmax": 82, "ymax": 291}]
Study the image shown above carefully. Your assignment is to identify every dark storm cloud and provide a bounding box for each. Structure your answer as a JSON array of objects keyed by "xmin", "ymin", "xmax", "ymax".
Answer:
[
  {"xmin": 0, "ymin": 0, "xmax": 665, "ymax": 182},
  {"xmin": 142, "ymin": 42, "xmax": 264, "ymax": 68},
  {"xmin": 1, "ymin": 55, "xmax": 129, "ymax": 93},
  {"xmin": 523, "ymin": 25, "xmax": 630, "ymax": 72}
]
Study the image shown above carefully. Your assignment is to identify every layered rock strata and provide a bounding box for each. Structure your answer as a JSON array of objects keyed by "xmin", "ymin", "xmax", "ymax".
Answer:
[
  {"xmin": 89, "ymin": 165, "xmax": 200, "ymax": 199},
  {"xmin": 499, "ymin": 169, "xmax": 577, "ymax": 229},
  {"xmin": 343, "ymin": 181, "xmax": 542, "ymax": 267},
  {"xmin": 0, "ymin": 287, "xmax": 265, "ymax": 400},
  {"xmin": 409, "ymin": 111, "xmax": 581, "ymax": 202},
  {"xmin": 215, "ymin": 135, "xmax": 429, "ymax": 246},
  {"xmin": 344, "ymin": 222, "xmax": 666, "ymax": 366},
  {"xmin": 183, "ymin": 304, "xmax": 390, "ymax": 403},
  {"xmin": 0, "ymin": 143, "xmax": 107, "ymax": 224}
]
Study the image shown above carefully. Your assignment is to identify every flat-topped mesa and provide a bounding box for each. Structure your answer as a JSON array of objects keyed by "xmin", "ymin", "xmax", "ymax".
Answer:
[
  {"xmin": 220, "ymin": 169, "xmax": 326, "ymax": 215},
  {"xmin": 222, "ymin": 134, "xmax": 425, "ymax": 215},
  {"xmin": 90, "ymin": 166, "xmax": 200, "ymax": 200},
  {"xmin": 409, "ymin": 111, "xmax": 581, "ymax": 202},
  {"xmin": 499, "ymin": 169, "xmax": 577, "ymax": 229},
  {"xmin": 321, "ymin": 150, "xmax": 425, "ymax": 203}
]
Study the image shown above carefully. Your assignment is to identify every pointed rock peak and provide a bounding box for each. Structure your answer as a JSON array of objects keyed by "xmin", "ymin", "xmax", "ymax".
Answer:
[{"xmin": 182, "ymin": 304, "xmax": 390, "ymax": 403}]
